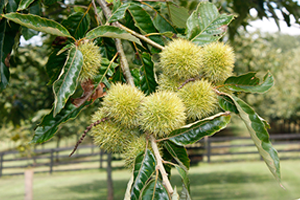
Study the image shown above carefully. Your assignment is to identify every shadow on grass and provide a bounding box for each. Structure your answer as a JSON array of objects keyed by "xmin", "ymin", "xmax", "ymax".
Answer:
[
  {"xmin": 57, "ymin": 179, "xmax": 128, "ymax": 200},
  {"xmin": 173, "ymin": 171, "xmax": 271, "ymax": 200},
  {"xmin": 58, "ymin": 170, "xmax": 274, "ymax": 200}
]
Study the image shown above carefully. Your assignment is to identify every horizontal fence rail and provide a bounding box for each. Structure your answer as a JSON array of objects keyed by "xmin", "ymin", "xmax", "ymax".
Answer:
[
  {"xmin": 186, "ymin": 133, "xmax": 300, "ymax": 163},
  {"xmin": 0, "ymin": 133, "xmax": 300, "ymax": 177},
  {"xmin": 0, "ymin": 145, "xmax": 123, "ymax": 177}
]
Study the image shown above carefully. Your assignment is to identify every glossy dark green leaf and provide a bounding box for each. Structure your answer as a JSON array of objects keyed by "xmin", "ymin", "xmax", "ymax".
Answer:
[
  {"xmin": 62, "ymin": 12, "xmax": 90, "ymax": 40},
  {"xmin": 0, "ymin": 20, "xmax": 8, "ymax": 91},
  {"xmin": 85, "ymin": 25, "xmax": 142, "ymax": 46},
  {"xmin": 175, "ymin": 165, "xmax": 190, "ymax": 194},
  {"xmin": 153, "ymin": 10, "xmax": 177, "ymax": 34},
  {"xmin": 53, "ymin": 47, "xmax": 83, "ymax": 116},
  {"xmin": 128, "ymin": 4, "xmax": 164, "ymax": 47},
  {"xmin": 186, "ymin": 2, "xmax": 235, "ymax": 46},
  {"xmin": 224, "ymin": 72, "xmax": 274, "ymax": 94},
  {"xmin": 164, "ymin": 141, "xmax": 190, "ymax": 170},
  {"xmin": 0, "ymin": 18, "xmax": 18, "ymax": 91},
  {"xmin": 131, "ymin": 150, "xmax": 156, "ymax": 200},
  {"xmin": 141, "ymin": 179, "xmax": 169, "ymax": 200},
  {"xmin": 108, "ymin": 2, "xmax": 130, "ymax": 23},
  {"xmin": 43, "ymin": 0, "xmax": 58, "ymax": 5},
  {"xmin": 0, "ymin": 62, "xmax": 9, "ymax": 91},
  {"xmin": 22, "ymin": 27, "xmax": 39, "ymax": 40},
  {"xmin": 3, "ymin": 13, "xmax": 73, "ymax": 38},
  {"xmin": 0, "ymin": 0, "xmax": 7, "ymax": 14},
  {"xmin": 6, "ymin": 0, "xmax": 18, "ymax": 12},
  {"xmin": 17, "ymin": 0, "xmax": 35, "ymax": 11},
  {"xmin": 94, "ymin": 57, "xmax": 119, "ymax": 88},
  {"xmin": 218, "ymin": 95, "xmax": 238, "ymax": 114},
  {"xmin": 140, "ymin": 52, "xmax": 158, "ymax": 95},
  {"xmin": 31, "ymin": 101, "xmax": 88, "ymax": 144},
  {"xmin": 221, "ymin": 94, "xmax": 281, "ymax": 183},
  {"xmin": 167, "ymin": 3, "xmax": 189, "ymax": 28},
  {"xmin": 46, "ymin": 48, "xmax": 68, "ymax": 85},
  {"xmin": 166, "ymin": 112, "xmax": 231, "ymax": 146}
]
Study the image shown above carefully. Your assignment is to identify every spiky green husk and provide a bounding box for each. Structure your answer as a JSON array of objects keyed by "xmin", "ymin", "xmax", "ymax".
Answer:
[
  {"xmin": 159, "ymin": 39, "xmax": 203, "ymax": 80},
  {"xmin": 178, "ymin": 80, "xmax": 218, "ymax": 120},
  {"xmin": 102, "ymin": 83, "xmax": 145, "ymax": 128},
  {"xmin": 78, "ymin": 41, "xmax": 102, "ymax": 81},
  {"xmin": 122, "ymin": 135, "xmax": 162, "ymax": 168},
  {"xmin": 91, "ymin": 108, "xmax": 133, "ymax": 153},
  {"xmin": 122, "ymin": 135, "xmax": 148, "ymax": 168},
  {"xmin": 140, "ymin": 91, "xmax": 186, "ymax": 138},
  {"xmin": 157, "ymin": 73, "xmax": 184, "ymax": 92},
  {"xmin": 201, "ymin": 42, "xmax": 235, "ymax": 83}
]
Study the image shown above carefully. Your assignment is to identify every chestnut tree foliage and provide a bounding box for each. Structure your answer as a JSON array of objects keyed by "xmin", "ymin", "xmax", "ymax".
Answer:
[{"xmin": 0, "ymin": 0, "xmax": 287, "ymax": 199}]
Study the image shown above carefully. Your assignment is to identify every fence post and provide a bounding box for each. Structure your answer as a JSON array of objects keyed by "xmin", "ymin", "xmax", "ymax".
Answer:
[
  {"xmin": 100, "ymin": 150, "xmax": 103, "ymax": 169},
  {"xmin": 50, "ymin": 149, "xmax": 54, "ymax": 174},
  {"xmin": 206, "ymin": 138, "xmax": 211, "ymax": 163},
  {"xmin": 0, "ymin": 153, "xmax": 3, "ymax": 178}
]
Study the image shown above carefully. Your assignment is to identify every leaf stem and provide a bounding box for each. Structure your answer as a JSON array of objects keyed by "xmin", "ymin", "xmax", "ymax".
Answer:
[
  {"xmin": 118, "ymin": 23, "xmax": 165, "ymax": 50},
  {"xmin": 96, "ymin": 0, "xmax": 135, "ymax": 87},
  {"xmin": 150, "ymin": 135, "xmax": 174, "ymax": 195}
]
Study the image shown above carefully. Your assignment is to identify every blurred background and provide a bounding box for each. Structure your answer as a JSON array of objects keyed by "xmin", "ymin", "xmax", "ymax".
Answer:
[{"xmin": 1, "ymin": 0, "xmax": 300, "ymax": 199}]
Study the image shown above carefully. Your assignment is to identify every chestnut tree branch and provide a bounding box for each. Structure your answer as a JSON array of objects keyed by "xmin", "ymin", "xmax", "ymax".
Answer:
[
  {"xmin": 150, "ymin": 135, "xmax": 174, "ymax": 195},
  {"xmin": 96, "ymin": 0, "xmax": 135, "ymax": 87}
]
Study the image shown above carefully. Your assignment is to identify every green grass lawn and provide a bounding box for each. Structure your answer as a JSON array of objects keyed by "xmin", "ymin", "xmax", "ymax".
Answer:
[{"xmin": 0, "ymin": 160, "xmax": 300, "ymax": 200}]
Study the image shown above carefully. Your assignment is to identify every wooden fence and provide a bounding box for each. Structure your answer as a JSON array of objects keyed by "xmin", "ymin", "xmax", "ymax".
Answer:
[
  {"xmin": 187, "ymin": 133, "xmax": 300, "ymax": 163},
  {"xmin": 0, "ymin": 145, "xmax": 122, "ymax": 177},
  {"xmin": 0, "ymin": 133, "xmax": 300, "ymax": 177}
]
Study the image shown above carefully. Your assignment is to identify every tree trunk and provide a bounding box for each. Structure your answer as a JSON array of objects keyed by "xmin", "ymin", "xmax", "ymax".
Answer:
[
  {"xmin": 107, "ymin": 153, "xmax": 114, "ymax": 200},
  {"xmin": 24, "ymin": 168, "xmax": 33, "ymax": 200}
]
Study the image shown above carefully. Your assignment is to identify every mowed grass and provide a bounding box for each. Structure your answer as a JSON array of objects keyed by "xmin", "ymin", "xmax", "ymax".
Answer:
[{"xmin": 1, "ymin": 160, "xmax": 300, "ymax": 200}]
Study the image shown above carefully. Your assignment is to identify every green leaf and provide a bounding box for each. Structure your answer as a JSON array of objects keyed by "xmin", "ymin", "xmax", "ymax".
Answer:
[
  {"xmin": 223, "ymin": 72, "xmax": 274, "ymax": 94},
  {"xmin": 53, "ymin": 46, "xmax": 83, "ymax": 116},
  {"xmin": 3, "ymin": 13, "xmax": 73, "ymax": 38},
  {"xmin": 0, "ymin": 62, "xmax": 9, "ymax": 91},
  {"xmin": 131, "ymin": 150, "xmax": 156, "ymax": 200},
  {"xmin": 186, "ymin": 2, "xmax": 235, "ymax": 46},
  {"xmin": 128, "ymin": 4, "xmax": 164, "ymax": 47},
  {"xmin": 62, "ymin": 12, "xmax": 90, "ymax": 40},
  {"xmin": 221, "ymin": 94, "xmax": 281, "ymax": 183},
  {"xmin": 43, "ymin": 0, "xmax": 58, "ymax": 5},
  {"xmin": 218, "ymin": 95, "xmax": 238, "ymax": 114},
  {"xmin": 141, "ymin": 179, "xmax": 169, "ymax": 200},
  {"xmin": 108, "ymin": 3, "xmax": 130, "ymax": 23},
  {"xmin": 168, "ymin": 3, "xmax": 189, "ymax": 28},
  {"xmin": 7, "ymin": 0, "xmax": 18, "ymax": 12},
  {"xmin": 140, "ymin": 52, "xmax": 158, "ymax": 95},
  {"xmin": 153, "ymin": 10, "xmax": 177, "ymax": 34},
  {"xmin": 164, "ymin": 141, "xmax": 190, "ymax": 170},
  {"xmin": 167, "ymin": 112, "xmax": 231, "ymax": 146},
  {"xmin": 0, "ymin": 18, "xmax": 18, "ymax": 91},
  {"xmin": 46, "ymin": 48, "xmax": 68, "ymax": 85},
  {"xmin": 0, "ymin": 20, "xmax": 8, "ymax": 91},
  {"xmin": 85, "ymin": 25, "xmax": 142, "ymax": 46},
  {"xmin": 179, "ymin": 184, "xmax": 192, "ymax": 200},
  {"xmin": 0, "ymin": 0, "xmax": 6, "ymax": 14},
  {"xmin": 175, "ymin": 165, "xmax": 190, "ymax": 194},
  {"xmin": 17, "ymin": 0, "xmax": 35, "ymax": 11},
  {"xmin": 22, "ymin": 27, "xmax": 39, "ymax": 40},
  {"xmin": 31, "ymin": 101, "xmax": 88, "ymax": 143}
]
